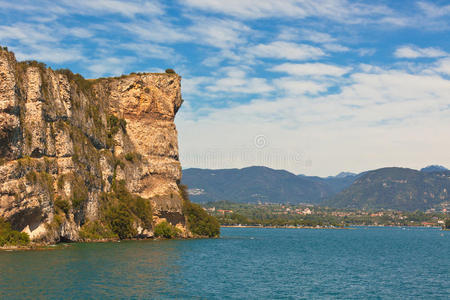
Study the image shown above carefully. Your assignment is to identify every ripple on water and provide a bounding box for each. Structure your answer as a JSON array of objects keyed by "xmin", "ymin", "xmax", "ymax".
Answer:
[{"xmin": 0, "ymin": 227, "xmax": 449, "ymax": 299}]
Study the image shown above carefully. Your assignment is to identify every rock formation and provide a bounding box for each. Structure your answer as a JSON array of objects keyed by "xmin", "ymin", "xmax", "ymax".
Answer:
[{"xmin": 0, "ymin": 47, "xmax": 186, "ymax": 242}]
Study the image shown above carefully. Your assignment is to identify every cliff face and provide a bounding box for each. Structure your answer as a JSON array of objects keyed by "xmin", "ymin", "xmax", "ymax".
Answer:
[{"xmin": 0, "ymin": 48, "xmax": 186, "ymax": 242}]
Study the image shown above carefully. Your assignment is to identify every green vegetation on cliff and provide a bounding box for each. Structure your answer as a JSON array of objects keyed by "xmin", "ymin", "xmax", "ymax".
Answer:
[
  {"xmin": 0, "ymin": 218, "xmax": 30, "ymax": 247},
  {"xmin": 154, "ymin": 221, "xmax": 180, "ymax": 238},
  {"xmin": 79, "ymin": 220, "xmax": 116, "ymax": 241},
  {"xmin": 180, "ymin": 185, "xmax": 220, "ymax": 237},
  {"xmin": 96, "ymin": 180, "xmax": 153, "ymax": 240}
]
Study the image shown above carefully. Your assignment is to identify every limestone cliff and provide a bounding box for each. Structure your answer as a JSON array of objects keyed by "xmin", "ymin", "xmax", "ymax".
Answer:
[{"xmin": 0, "ymin": 47, "xmax": 186, "ymax": 243}]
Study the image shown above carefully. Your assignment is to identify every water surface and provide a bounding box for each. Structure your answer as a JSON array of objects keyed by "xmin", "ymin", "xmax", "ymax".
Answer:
[{"xmin": 1, "ymin": 227, "xmax": 449, "ymax": 299}]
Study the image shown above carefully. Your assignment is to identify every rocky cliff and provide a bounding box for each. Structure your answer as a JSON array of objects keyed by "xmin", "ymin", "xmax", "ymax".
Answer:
[{"xmin": 0, "ymin": 47, "xmax": 187, "ymax": 243}]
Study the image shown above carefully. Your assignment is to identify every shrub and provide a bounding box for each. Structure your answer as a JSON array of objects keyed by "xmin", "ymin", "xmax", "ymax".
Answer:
[
  {"xmin": 54, "ymin": 197, "xmax": 71, "ymax": 215},
  {"xmin": 124, "ymin": 153, "xmax": 134, "ymax": 161},
  {"xmin": 124, "ymin": 152, "xmax": 141, "ymax": 162},
  {"xmin": 179, "ymin": 184, "xmax": 220, "ymax": 237},
  {"xmin": 108, "ymin": 115, "xmax": 126, "ymax": 135},
  {"xmin": 98, "ymin": 180, "xmax": 152, "ymax": 239},
  {"xmin": 56, "ymin": 69, "xmax": 95, "ymax": 95},
  {"xmin": 183, "ymin": 200, "xmax": 220, "ymax": 237},
  {"xmin": 105, "ymin": 203, "xmax": 136, "ymax": 239},
  {"xmin": 113, "ymin": 180, "xmax": 152, "ymax": 227},
  {"xmin": 165, "ymin": 68, "xmax": 176, "ymax": 74},
  {"xmin": 154, "ymin": 221, "xmax": 180, "ymax": 238},
  {"xmin": 0, "ymin": 218, "xmax": 30, "ymax": 247},
  {"xmin": 119, "ymin": 118, "xmax": 127, "ymax": 131},
  {"xmin": 71, "ymin": 175, "xmax": 88, "ymax": 209},
  {"xmin": 79, "ymin": 220, "xmax": 116, "ymax": 240}
]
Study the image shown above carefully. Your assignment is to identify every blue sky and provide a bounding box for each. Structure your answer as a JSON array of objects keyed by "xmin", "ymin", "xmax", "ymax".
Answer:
[{"xmin": 1, "ymin": 0, "xmax": 450, "ymax": 176}]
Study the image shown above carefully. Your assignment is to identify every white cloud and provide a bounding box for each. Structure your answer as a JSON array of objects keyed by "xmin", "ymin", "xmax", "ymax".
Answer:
[
  {"xmin": 248, "ymin": 41, "xmax": 325, "ymax": 60},
  {"xmin": 273, "ymin": 79, "xmax": 329, "ymax": 96},
  {"xmin": 181, "ymin": 0, "xmax": 392, "ymax": 24},
  {"xmin": 87, "ymin": 57, "xmax": 135, "ymax": 77},
  {"xmin": 206, "ymin": 67, "xmax": 274, "ymax": 94},
  {"xmin": 271, "ymin": 63, "xmax": 351, "ymax": 77},
  {"xmin": 61, "ymin": 0, "xmax": 164, "ymax": 17},
  {"xmin": 14, "ymin": 46, "xmax": 84, "ymax": 63},
  {"xmin": 182, "ymin": 76, "xmax": 212, "ymax": 96},
  {"xmin": 433, "ymin": 58, "xmax": 450, "ymax": 75},
  {"xmin": 121, "ymin": 17, "xmax": 250, "ymax": 50},
  {"xmin": 299, "ymin": 29, "xmax": 337, "ymax": 44},
  {"xmin": 395, "ymin": 45, "xmax": 447, "ymax": 58},
  {"xmin": 357, "ymin": 48, "xmax": 376, "ymax": 56},
  {"xmin": 121, "ymin": 43, "xmax": 177, "ymax": 60},
  {"xmin": 178, "ymin": 65, "xmax": 450, "ymax": 176},
  {"xmin": 277, "ymin": 29, "xmax": 349, "ymax": 53},
  {"xmin": 323, "ymin": 44, "xmax": 349, "ymax": 52},
  {"xmin": 63, "ymin": 27, "xmax": 94, "ymax": 39},
  {"xmin": 182, "ymin": 0, "xmax": 309, "ymax": 19},
  {"xmin": 122, "ymin": 20, "xmax": 190, "ymax": 44},
  {"xmin": 0, "ymin": 0, "xmax": 164, "ymax": 18},
  {"xmin": 201, "ymin": 49, "xmax": 242, "ymax": 66},
  {"xmin": 417, "ymin": 1, "xmax": 450, "ymax": 18},
  {"xmin": 188, "ymin": 17, "xmax": 251, "ymax": 49},
  {"xmin": 0, "ymin": 23, "xmax": 58, "ymax": 44}
]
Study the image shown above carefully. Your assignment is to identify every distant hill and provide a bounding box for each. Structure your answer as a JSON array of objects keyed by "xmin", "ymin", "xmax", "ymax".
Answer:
[
  {"xmin": 326, "ymin": 167, "xmax": 450, "ymax": 211},
  {"xmin": 420, "ymin": 165, "xmax": 448, "ymax": 173},
  {"xmin": 183, "ymin": 165, "xmax": 450, "ymax": 211},
  {"xmin": 182, "ymin": 166, "xmax": 356, "ymax": 204}
]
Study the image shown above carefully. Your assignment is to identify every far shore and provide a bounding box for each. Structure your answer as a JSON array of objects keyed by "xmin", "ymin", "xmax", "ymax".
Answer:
[
  {"xmin": 221, "ymin": 225, "xmax": 350, "ymax": 229},
  {"xmin": 221, "ymin": 225, "xmax": 446, "ymax": 229}
]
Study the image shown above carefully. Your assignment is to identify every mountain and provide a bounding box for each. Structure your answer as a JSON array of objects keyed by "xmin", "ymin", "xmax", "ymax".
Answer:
[
  {"xmin": 182, "ymin": 166, "xmax": 357, "ymax": 204},
  {"xmin": 421, "ymin": 165, "xmax": 448, "ymax": 172},
  {"xmin": 183, "ymin": 165, "xmax": 450, "ymax": 211},
  {"xmin": 326, "ymin": 167, "xmax": 450, "ymax": 211},
  {"xmin": 335, "ymin": 172, "xmax": 357, "ymax": 178}
]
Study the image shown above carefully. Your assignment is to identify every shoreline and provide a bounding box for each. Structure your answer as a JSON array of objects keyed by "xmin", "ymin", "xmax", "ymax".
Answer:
[
  {"xmin": 3, "ymin": 226, "xmax": 446, "ymax": 251},
  {"xmin": 0, "ymin": 235, "xmax": 217, "ymax": 251}
]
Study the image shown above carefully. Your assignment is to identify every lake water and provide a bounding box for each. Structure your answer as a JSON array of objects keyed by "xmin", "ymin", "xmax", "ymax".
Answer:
[{"xmin": 1, "ymin": 227, "xmax": 449, "ymax": 299}]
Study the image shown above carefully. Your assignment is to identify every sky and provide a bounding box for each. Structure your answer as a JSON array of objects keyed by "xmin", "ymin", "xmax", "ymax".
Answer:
[{"xmin": 1, "ymin": 0, "xmax": 450, "ymax": 176}]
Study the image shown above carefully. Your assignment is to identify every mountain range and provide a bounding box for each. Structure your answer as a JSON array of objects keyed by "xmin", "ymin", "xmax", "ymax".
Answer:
[{"xmin": 182, "ymin": 165, "xmax": 450, "ymax": 211}]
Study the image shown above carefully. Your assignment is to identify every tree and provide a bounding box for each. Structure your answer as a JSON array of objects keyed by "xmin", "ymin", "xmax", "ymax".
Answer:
[{"xmin": 445, "ymin": 219, "xmax": 450, "ymax": 230}]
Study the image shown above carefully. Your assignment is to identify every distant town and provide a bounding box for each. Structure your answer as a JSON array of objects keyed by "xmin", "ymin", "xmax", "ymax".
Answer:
[{"xmin": 202, "ymin": 201, "xmax": 450, "ymax": 228}]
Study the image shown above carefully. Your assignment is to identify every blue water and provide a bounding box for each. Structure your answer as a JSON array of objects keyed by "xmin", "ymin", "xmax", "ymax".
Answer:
[{"xmin": 0, "ymin": 227, "xmax": 449, "ymax": 299}]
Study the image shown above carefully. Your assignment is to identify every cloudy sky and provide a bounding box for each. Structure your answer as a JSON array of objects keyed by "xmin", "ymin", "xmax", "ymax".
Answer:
[{"xmin": 1, "ymin": 0, "xmax": 450, "ymax": 176}]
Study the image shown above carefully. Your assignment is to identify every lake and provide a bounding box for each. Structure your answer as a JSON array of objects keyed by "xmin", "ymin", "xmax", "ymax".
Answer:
[{"xmin": 1, "ymin": 227, "xmax": 449, "ymax": 299}]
